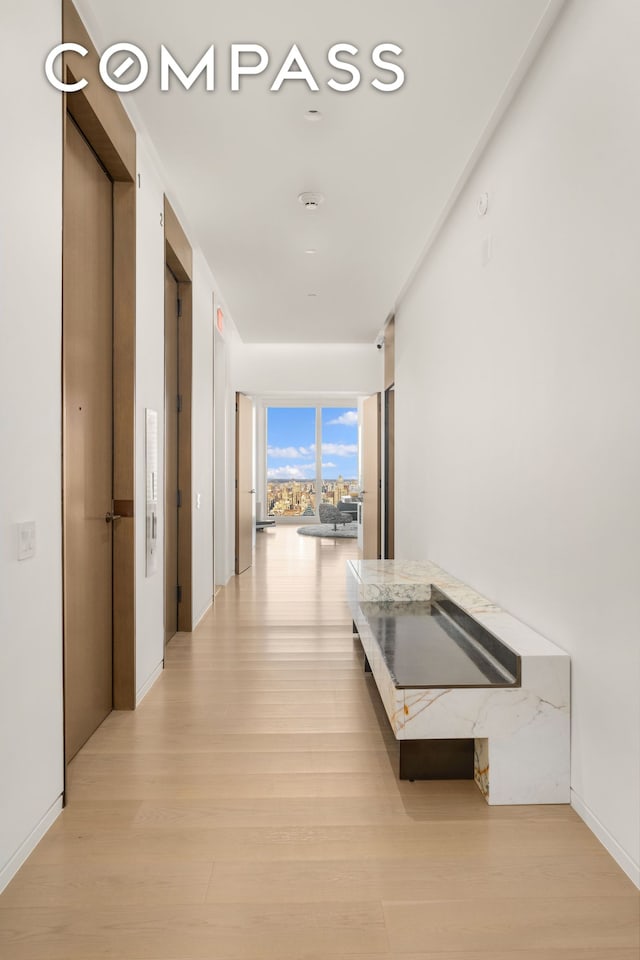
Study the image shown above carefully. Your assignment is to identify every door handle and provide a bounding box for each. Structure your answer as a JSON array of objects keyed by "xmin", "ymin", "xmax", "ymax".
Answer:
[
  {"xmin": 249, "ymin": 489, "xmax": 256, "ymax": 494},
  {"xmin": 105, "ymin": 512, "xmax": 122, "ymax": 524}
]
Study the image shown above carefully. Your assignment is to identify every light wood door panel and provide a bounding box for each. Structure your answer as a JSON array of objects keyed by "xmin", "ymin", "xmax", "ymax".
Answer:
[
  {"xmin": 384, "ymin": 315, "xmax": 395, "ymax": 390},
  {"xmin": 63, "ymin": 118, "xmax": 114, "ymax": 763},
  {"xmin": 165, "ymin": 267, "xmax": 179, "ymax": 643},
  {"xmin": 362, "ymin": 393, "xmax": 381, "ymax": 560},
  {"xmin": 235, "ymin": 393, "xmax": 253, "ymax": 574},
  {"xmin": 385, "ymin": 386, "xmax": 395, "ymax": 559}
]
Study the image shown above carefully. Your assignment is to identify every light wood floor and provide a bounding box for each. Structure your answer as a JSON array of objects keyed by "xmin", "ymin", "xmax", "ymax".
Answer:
[{"xmin": 0, "ymin": 526, "xmax": 638, "ymax": 958}]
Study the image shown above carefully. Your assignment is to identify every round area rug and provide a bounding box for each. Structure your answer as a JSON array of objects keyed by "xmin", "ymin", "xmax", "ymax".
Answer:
[{"xmin": 297, "ymin": 522, "xmax": 357, "ymax": 539}]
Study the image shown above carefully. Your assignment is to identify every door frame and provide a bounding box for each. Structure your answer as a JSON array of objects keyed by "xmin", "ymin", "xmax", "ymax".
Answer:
[
  {"xmin": 164, "ymin": 197, "xmax": 194, "ymax": 633},
  {"xmin": 62, "ymin": 0, "xmax": 136, "ymax": 714},
  {"xmin": 383, "ymin": 316, "xmax": 395, "ymax": 560},
  {"xmin": 384, "ymin": 386, "xmax": 395, "ymax": 560},
  {"xmin": 362, "ymin": 392, "xmax": 381, "ymax": 560}
]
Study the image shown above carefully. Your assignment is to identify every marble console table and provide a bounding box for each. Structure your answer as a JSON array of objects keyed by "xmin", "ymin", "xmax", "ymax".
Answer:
[{"xmin": 346, "ymin": 560, "xmax": 570, "ymax": 805}]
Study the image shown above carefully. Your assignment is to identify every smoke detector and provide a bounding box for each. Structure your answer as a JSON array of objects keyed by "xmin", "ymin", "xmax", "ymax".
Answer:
[{"xmin": 298, "ymin": 192, "xmax": 325, "ymax": 211}]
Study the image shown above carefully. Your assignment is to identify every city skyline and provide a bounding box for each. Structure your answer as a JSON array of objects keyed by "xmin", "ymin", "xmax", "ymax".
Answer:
[{"xmin": 268, "ymin": 476, "xmax": 360, "ymax": 518}]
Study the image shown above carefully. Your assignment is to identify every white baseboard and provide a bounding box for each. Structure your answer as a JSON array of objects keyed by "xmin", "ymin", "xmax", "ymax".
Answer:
[
  {"xmin": 0, "ymin": 796, "xmax": 63, "ymax": 895},
  {"xmin": 571, "ymin": 789, "xmax": 639, "ymax": 889},
  {"xmin": 135, "ymin": 661, "xmax": 164, "ymax": 706},
  {"xmin": 193, "ymin": 599, "xmax": 213, "ymax": 630}
]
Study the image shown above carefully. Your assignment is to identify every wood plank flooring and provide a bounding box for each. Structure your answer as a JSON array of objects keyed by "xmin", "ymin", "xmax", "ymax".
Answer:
[{"xmin": 0, "ymin": 527, "xmax": 638, "ymax": 958}]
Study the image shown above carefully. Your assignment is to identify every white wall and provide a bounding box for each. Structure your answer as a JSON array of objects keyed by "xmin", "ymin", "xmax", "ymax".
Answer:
[
  {"xmin": 254, "ymin": 402, "xmax": 267, "ymax": 523},
  {"xmin": 137, "ymin": 158, "xmax": 228, "ymax": 649},
  {"xmin": 213, "ymin": 323, "xmax": 236, "ymax": 587},
  {"xmin": 233, "ymin": 342, "xmax": 382, "ymax": 396},
  {"xmin": 135, "ymin": 142, "xmax": 166, "ymax": 701},
  {"xmin": 191, "ymin": 250, "xmax": 216, "ymax": 624},
  {"xmin": 394, "ymin": 0, "xmax": 639, "ymax": 884},
  {"xmin": 0, "ymin": 0, "xmax": 64, "ymax": 891},
  {"xmin": 0, "ymin": 1, "xmax": 232, "ymax": 889},
  {"xmin": 136, "ymin": 183, "xmax": 224, "ymax": 636}
]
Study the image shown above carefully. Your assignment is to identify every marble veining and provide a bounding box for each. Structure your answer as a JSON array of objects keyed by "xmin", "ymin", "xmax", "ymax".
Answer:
[
  {"xmin": 474, "ymin": 738, "xmax": 490, "ymax": 798},
  {"xmin": 347, "ymin": 559, "xmax": 570, "ymax": 805}
]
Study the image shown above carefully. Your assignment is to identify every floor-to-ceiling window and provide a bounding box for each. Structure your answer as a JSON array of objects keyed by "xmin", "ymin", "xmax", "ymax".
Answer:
[
  {"xmin": 320, "ymin": 407, "xmax": 359, "ymax": 507},
  {"xmin": 266, "ymin": 404, "xmax": 359, "ymax": 519},
  {"xmin": 266, "ymin": 407, "xmax": 317, "ymax": 517}
]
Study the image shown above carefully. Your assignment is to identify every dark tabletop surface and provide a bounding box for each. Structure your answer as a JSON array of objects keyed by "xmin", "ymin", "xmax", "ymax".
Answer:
[{"xmin": 361, "ymin": 601, "xmax": 517, "ymax": 689}]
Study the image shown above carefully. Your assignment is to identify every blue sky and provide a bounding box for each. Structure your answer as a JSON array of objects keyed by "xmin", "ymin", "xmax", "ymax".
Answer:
[{"xmin": 267, "ymin": 407, "xmax": 358, "ymax": 480}]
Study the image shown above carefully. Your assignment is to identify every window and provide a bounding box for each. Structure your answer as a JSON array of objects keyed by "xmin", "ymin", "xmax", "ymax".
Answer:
[
  {"xmin": 320, "ymin": 407, "xmax": 359, "ymax": 507},
  {"xmin": 266, "ymin": 407, "xmax": 316, "ymax": 517},
  {"xmin": 266, "ymin": 405, "xmax": 359, "ymax": 518}
]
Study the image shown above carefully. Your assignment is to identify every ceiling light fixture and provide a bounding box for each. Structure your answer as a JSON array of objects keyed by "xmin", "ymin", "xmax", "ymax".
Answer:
[
  {"xmin": 304, "ymin": 108, "xmax": 323, "ymax": 122},
  {"xmin": 298, "ymin": 192, "xmax": 324, "ymax": 211}
]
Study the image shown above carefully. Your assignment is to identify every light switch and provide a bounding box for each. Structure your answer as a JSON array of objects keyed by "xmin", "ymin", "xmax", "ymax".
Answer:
[
  {"xmin": 196, "ymin": 493, "xmax": 202, "ymax": 510},
  {"xmin": 18, "ymin": 521, "xmax": 36, "ymax": 561}
]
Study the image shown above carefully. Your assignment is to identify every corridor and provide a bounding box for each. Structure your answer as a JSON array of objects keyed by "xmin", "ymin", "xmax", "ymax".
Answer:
[{"xmin": 0, "ymin": 528, "xmax": 637, "ymax": 958}]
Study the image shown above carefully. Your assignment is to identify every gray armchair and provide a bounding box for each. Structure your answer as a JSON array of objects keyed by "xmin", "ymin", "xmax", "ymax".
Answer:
[{"xmin": 318, "ymin": 503, "xmax": 352, "ymax": 530}]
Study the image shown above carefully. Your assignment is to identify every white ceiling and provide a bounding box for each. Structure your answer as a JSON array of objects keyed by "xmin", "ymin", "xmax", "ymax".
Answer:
[{"xmin": 77, "ymin": 0, "xmax": 556, "ymax": 343}]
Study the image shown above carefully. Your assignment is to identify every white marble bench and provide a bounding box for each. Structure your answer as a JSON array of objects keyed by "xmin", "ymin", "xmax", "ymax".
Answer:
[{"xmin": 346, "ymin": 559, "xmax": 570, "ymax": 805}]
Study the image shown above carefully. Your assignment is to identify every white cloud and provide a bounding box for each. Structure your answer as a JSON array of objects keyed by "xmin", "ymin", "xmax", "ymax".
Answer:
[
  {"xmin": 327, "ymin": 411, "xmax": 358, "ymax": 427},
  {"xmin": 267, "ymin": 464, "xmax": 315, "ymax": 480},
  {"xmin": 321, "ymin": 443, "xmax": 358, "ymax": 457},
  {"xmin": 267, "ymin": 445, "xmax": 311, "ymax": 459},
  {"xmin": 321, "ymin": 462, "xmax": 337, "ymax": 469}
]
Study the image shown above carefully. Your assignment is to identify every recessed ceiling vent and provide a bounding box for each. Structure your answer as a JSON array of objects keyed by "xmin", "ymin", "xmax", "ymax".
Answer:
[{"xmin": 298, "ymin": 192, "xmax": 325, "ymax": 211}]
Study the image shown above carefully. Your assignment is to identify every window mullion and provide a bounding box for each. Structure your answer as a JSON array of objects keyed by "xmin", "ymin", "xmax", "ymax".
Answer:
[{"xmin": 315, "ymin": 405, "xmax": 322, "ymax": 516}]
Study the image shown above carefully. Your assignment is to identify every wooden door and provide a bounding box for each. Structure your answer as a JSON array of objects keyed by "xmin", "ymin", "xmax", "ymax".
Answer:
[
  {"xmin": 63, "ymin": 118, "xmax": 114, "ymax": 763},
  {"xmin": 384, "ymin": 386, "xmax": 395, "ymax": 559},
  {"xmin": 165, "ymin": 266, "xmax": 180, "ymax": 644},
  {"xmin": 235, "ymin": 392, "xmax": 254, "ymax": 574},
  {"xmin": 362, "ymin": 393, "xmax": 381, "ymax": 560}
]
